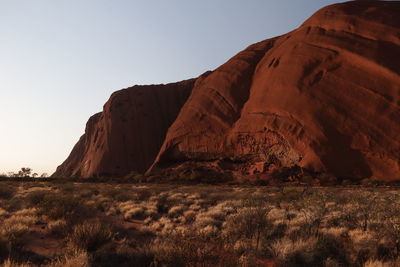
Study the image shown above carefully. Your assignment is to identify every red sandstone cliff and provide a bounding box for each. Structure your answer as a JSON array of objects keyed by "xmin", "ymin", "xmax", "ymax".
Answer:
[
  {"xmin": 53, "ymin": 79, "xmax": 196, "ymax": 177},
  {"xmin": 55, "ymin": 1, "xmax": 400, "ymax": 181}
]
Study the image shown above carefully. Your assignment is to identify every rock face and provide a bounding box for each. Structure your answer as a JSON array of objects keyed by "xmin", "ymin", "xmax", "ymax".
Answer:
[
  {"xmin": 55, "ymin": 1, "xmax": 400, "ymax": 181},
  {"xmin": 53, "ymin": 79, "xmax": 196, "ymax": 177}
]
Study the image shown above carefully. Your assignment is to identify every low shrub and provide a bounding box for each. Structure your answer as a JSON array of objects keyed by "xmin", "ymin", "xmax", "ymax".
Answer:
[
  {"xmin": 168, "ymin": 205, "xmax": 185, "ymax": 218},
  {"xmin": 49, "ymin": 249, "xmax": 90, "ymax": 267},
  {"xmin": 0, "ymin": 212, "xmax": 37, "ymax": 249},
  {"xmin": 135, "ymin": 188, "xmax": 152, "ymax": 201},
  {"xmin": 0, "ymin": 222, "xmax": 29, "ymax": 249},
  {"xmin": 152, "ymin": 232, "xmax": 235, "ymax": 267},
  {"xmin": 223, "ymin": 199, "xmax": 272, "ymax": 253},
  {"xmin": 0, "ymin": 236, "xmax": 9, "ymax": 262},
  {"xmin": 4, "ymin": 198, "xmax": 24, "ymax": 212},
  {"xmin": 69, "ymin": 222, "xmax": 113, "ymax": 252},
  {"xmin": 124, "ymin": 171, "xmax": 144, "ymax": 183},
  {"xmin": 47, "ymin": 219, "xmax": 68, "ymax": 237},
  {"xmin": 114, "ymin": 191, "xmax": 132, "ymax": 202},
  {"xmin": 36, "ymin": 194, "xmax": 93, "ymax": 221},
  {"xmin": 270, "ymin": 237, "xmax": 318, "ymax": 266},
  {"xmin": 2, "ymin": 258, "xmax": 31, "ymax": 267},
  {"xmin": 314, "ymin": 234, "xmax": 349, "ymax": 266},
  {"xmin": 91, "ymin": 245, "xmax": 154, "ymax": 267},
  {"xmin": 0, "ymin": 185, "xmax": 15, "ymax": 200},
  {"xmin": 25, "ymin": 190, "xmax": 48, "ymax": 206},
  {"xmin": 276, "ymin": 187, "xmax": 304, "ymax": 203}
]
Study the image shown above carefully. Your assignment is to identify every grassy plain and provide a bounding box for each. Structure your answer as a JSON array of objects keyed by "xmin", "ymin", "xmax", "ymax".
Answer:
[{"xmin": 0, "ymin": 181, "xmax": 399, "ymax": 266}]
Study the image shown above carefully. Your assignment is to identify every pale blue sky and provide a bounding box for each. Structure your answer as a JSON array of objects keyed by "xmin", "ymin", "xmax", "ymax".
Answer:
[{"xmin": 0, "ymin": 0, "xmax": 344, "ymax": 175}]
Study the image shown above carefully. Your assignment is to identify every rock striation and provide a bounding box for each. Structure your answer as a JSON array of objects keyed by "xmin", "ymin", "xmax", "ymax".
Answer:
[
  {"xmin": 55, "ymin": 1, "xmax": 400, "ymax": 182},
  {"xmin": 53, "ymin": 79, "xmax": 196, "ymax": 177}
]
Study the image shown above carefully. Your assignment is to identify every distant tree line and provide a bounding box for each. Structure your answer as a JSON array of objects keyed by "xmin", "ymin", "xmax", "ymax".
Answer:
[{"xmin": 0, "ymin": 167, "xmax": 47, "ymax": 178}]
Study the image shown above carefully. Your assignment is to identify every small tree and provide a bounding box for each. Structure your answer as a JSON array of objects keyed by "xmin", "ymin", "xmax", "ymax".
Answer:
[
  {"xmin": 346, "ymin": 190, "xmax": 379, "ymax": 232},
  {"xmin": 18, "ymin": 167, "xmax": 32, "ymax": 177},
  {"xmin": 295, "ymin": 190, "xmax": 332, "ymax": 237},
  {"xmin": 224, "ymin": 197, "xmax": 272, "ymax": 253},
  {"xmin": 8, "ymin": 172, "xmax": 17, "ymax": 177}
]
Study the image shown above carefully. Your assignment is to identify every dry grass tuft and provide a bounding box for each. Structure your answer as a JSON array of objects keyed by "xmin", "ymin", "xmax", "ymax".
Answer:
[
  {"xmin": 0, "ymin": 182, "xmax": 399, "ymax": 266},
  {"xmin": 47, "ymin": 219, "xmax": 68, "ymax": 236},
  {"xmin": 2, "ymin": 258, "xmax": 31, "ymax": 267},
  {"xmin": 49, "ymin": 249, "xmax": 90, "ymax": 267},
  {"xmin": 68, "ymin": 222, "xmax": 113, "ymax": 252},
  {"xmin": 270, "ymin": 237, "xmax": 318, "ymax": 265}
]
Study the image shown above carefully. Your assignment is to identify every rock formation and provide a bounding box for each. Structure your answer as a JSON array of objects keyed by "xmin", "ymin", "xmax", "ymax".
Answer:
[
  {"xmin": 53, "ymin": 79, "xmax": 196, "ymax": 177},
  {"xmin": 55, "ymin": 1, "xmax": 400, "ymax": 182}
]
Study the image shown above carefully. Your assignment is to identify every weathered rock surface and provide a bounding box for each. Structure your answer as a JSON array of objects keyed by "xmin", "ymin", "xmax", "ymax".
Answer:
[
  {"xmin": 55, "ymin": 1, "xmax": 400, "ymax": 181},
  {"xmin": 149, "ymin": 1, "xmax": 400, "ymax": 181},
  {"xmin": 53, "ymin": 79, "xmax": 196, "ymax": 177}
]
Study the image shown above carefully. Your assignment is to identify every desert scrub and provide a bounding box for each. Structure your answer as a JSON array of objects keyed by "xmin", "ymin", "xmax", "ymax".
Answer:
[
  {"xmin": 270, "ymin": 234, "xmax": 349, "ymax": 266},
  {"xmin": 194, "ymin": 201, "xmax": 236, "ymax": 229},
  {"xmin": 0, "ymin": 209, "xmax": 38, "ymax": 248},
  {"xmin": 49, "ymin": 249, "xmax": 90, "ymax": 267},
  {"xmin": 146, "ymin": 216, "xmax": 175, "ymax": 234},
  {"xmin": 117, "ymin": 201, "xmax": 157, "ymax": 220},
  {"xmin": 182, "ymin": 210, "xmax": 196, "ymax": 224},
  {"xmin": 320, "ymin": 227, "xmax": 348, "ymax": 238},
  {"xmin": 152, "ymin": 231, "xmax": 237, "ymax": 267},
  {"xmin": 2, "ymin": 258, "xmax": 31, "ymax": 267},
  {"xmin": 68, "ymin": 222, "xmax": 113, "ymax": 252},
  {"xmin": 154, "ymin": 193, "xmax": 173, "ymax": 214},
  {"xmin": 223, "ymin": 199, "xmax": 272, "ymax": 254},
  {"xmin": 0, "ymin": 220, "xmax": 30, "ymax": 249},
  {"xmin": 95, "ymin": 197, "xmax": 114, "ymax": 214},
  {"xmin": 103, "ymin": 186, "xmax": 143, "ymax": 201},
  {"xmin": 167, "ymin": 205, "xmax": 186, "ymax": 218},
  {"xmin": 292, "ymin": 191, "xmax": 334, "ymax": 237},
  {"xmin": 275, "ymin": 186, "xmax": 306, "ymax": 203},
  {"xmin": 0, "ymin": 208, "xmax": 8, "ymax": 217},
  {"xmin": 346, "ymin": 190, "xmax": 381, "ymax": 232},
  {"xmin": 0, "ymin": 182, "xmax": 399, "ymax": 266},
  {"xmin": 0, "ymin": 184, "xmax": 16, "ymax": 200},
  {"xmin": 134, "ymin": 187, "xmax": 152, "ymax": 201},
  {"xmin": 47, "ymin": 219, "xmax": 68, "ymax": 237},
  {"xmin": 25, "ymin": 190, "xmax": 49, "ymax": 206},
  {"xmin": 270, "ymin": 237, "xmax": 318, "ymax": 266},
  {"xmin": 35, "ymin": 193, "xmax": 94, "ymax": 221},
  {"xmin": 363, "ymin": 258, "xmax": 400, "ymax": 267}
]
